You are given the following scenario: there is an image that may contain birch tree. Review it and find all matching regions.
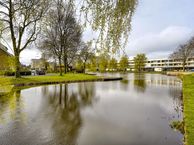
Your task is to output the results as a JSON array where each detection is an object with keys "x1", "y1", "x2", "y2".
[{"x1": 0, "y1": 0, "x2": 49, "y2": 77}]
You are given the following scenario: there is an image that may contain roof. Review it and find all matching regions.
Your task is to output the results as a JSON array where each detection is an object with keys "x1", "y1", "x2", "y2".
[
  {"x1": 0, "y1": 42, "x2": 8, "y2": 51},
  {"x1": 0, "y1": 42, "x2": 12, "y2": 56}
]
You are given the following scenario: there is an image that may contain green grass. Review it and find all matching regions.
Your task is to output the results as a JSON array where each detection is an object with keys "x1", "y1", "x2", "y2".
[
  {"x1": 0, "y1": 73, "x2": 99, "y2": 93},
  {"x1": 183, "y1": 73, "x2": 194, "y2": 145}
]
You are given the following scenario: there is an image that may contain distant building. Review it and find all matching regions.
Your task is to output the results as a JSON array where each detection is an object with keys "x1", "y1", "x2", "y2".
[
  {"x1": 0, "y1": 43, "x2": 13, "y2": 71},
  {"x1": 31, "y1": 58, "x2": 45, "y2": 70},
  {"x1": 129, "y1": 58, "x2": 194, "y2": 71},
  {"x1": 31, "y1": 58, "x2": 56, "y2": 72}
]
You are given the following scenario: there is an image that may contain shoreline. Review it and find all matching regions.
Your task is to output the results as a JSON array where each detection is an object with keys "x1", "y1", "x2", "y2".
[
  {"x1": 0, "y1": 74, "x2": 123, "y2": 96},
  {"x1": 183, "y1": 74, "x2": 194, "y2": 145},
  {"x1": 13, "y1": 77, "x2": 123, "y2": 87}
]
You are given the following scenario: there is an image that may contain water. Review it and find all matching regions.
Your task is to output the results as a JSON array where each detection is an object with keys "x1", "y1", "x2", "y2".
[{"x1": 0, "y1": 73, "x2": 183, "y2": 145}]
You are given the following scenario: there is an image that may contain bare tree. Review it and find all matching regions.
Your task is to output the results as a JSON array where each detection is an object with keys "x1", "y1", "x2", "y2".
[
  {"x1": 39, "y1": 0, "x2": 81, "y2": 75},
  {"x1": 170, "y1": 37, "x2": 194, "y2": 71},
  {"x1": 0, "y1": 0, "x2": 49, "y2": 77},
  {"x1": 79, "y1": 41, "x2": 94, "y2": 73},
  {"x1": 58, "y1": 1, "x2": 82, "y2": 73},
  {"x1": 38, "y1": 1, "x2": 63, "y2": 76}
]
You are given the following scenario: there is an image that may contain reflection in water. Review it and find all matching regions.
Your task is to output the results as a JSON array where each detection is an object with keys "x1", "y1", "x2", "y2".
[
  {"x1": 0, "y1": 83, "x2": 96, "y2": 145},
  {"x1": 39, "y1": 83, "x2": 96, "y2": 145},
  {"x1": 169, "y1": 86, "x2": 183, "y2": 119},
  {"x1": 78, "y1": 83, "x2": 97, "y2": 106},
  {"x1": 47, "y1": 84, "x2": 81, "y2": 145},
  {"x1": 133, "y1": 73, "x2": 147, "y2": 92},
  {"x1": 120, "y1": 79, "x2": 129, "y2": 90},
  {"x1": 0, "y1": 74, "x2": 183, "y2": 145},
  {"x1": 0, "y1": 90, "x2": 25, "y2": 124}
]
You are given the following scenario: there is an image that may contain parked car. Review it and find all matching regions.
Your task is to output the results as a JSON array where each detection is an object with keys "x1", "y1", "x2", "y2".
[
  {"x1": 31, "y1": 69, "x2": 46, "y2": 75},
  {"x1": 37, "y1": 70, "x2": 45, "y2": 75}
]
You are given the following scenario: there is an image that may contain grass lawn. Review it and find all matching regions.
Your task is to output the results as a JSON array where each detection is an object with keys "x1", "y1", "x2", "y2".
[
  {"x1": 0, "y1": 73, "x2": 99, "y2": 93},
  {"x1": 183, "y1": 74, "x2": 194, "y2": 145}
]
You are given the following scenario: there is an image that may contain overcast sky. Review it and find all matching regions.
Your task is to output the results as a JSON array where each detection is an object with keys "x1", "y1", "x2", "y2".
[{"x1": 16, "y1": 0, "x2": 194, "y2": 64}]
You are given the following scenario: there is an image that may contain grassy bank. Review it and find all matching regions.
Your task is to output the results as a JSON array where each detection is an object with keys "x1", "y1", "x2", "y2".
[
  {"x1": 0, "y1": 73, "x2": 100, "y2": 93},
  {"x1": 183, "y1": 74, "x2": 194, "y2": 145}
]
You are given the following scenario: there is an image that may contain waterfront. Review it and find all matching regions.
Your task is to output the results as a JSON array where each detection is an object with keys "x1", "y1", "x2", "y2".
[{"x1": 0, "y1": 74, "x2": 183, "y2": 145}]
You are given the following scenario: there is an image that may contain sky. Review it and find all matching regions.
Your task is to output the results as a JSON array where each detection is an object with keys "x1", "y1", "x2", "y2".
[
  {"x1": 6, "y1": 0, "x2": 194, "y2": 65},
  {"x1": 126, "y1": 0, "x2": 194, "y2": 59}
]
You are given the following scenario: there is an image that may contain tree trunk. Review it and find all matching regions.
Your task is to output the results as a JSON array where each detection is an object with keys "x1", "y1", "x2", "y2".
[
  {"x1": 63, "y1": 56, "x2": 67, "y2": 74},
  {"x1": 59, "y1": 84, "x2": 62, "y2": 105},
  {"x1": 83, "y1": 62, "x2": 86, "y2": 73},
  {"x1": 183, "y1": 61, "x2": 186, "y2": 72},
  {"x1": 58, "y1": 57, "x2": 62, "y2": 76},
  {"x1": 64, "y1": 84, "x2": 68, "y2": 109},
  {"x1": 15, "y1": 53, "x2": 21, "y2": 78}
]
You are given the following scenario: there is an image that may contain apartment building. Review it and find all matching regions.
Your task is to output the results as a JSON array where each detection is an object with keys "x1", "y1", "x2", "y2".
[{"x1": 129, "y1": 58, "x2": 194, "y2": 71}]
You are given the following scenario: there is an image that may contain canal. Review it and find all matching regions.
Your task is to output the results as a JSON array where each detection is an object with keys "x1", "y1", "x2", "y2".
[{"x1": 0, "y1": 73, "x2": 183, "y2": 145}]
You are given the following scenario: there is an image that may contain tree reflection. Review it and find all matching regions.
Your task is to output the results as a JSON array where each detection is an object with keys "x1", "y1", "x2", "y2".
[
  {"x1": 133, "y1": 73, "x2": 147, "y2": 93},
  {"x1": 168, "y1": 85, "x2": 183, "y2": 119},
  {"x1": 0, "y1": 82, "x2": 96, "y2": 145},
  {"x1": 0, "y1": 90, "x2": 25, "y2": 124},
  {"x1": 120, "y1": 79, "x2": 129, "y2": 90},
  {"x1": 78, "y1": 82, "x2": 96, "y2": 106},
  {"x1": 40, "y1": 83, "x2": 96, "y2": 145}
]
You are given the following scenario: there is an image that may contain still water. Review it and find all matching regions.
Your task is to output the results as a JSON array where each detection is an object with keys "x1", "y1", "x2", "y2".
[{"x1": 0, "y1": 73, "x2": 183, "y2": 145}]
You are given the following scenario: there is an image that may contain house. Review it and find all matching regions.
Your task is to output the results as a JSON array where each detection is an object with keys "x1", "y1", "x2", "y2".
[
  {"x1": 31, "y1": 58, "x2": 56, "y2": 72},
  {"x1": 0, "y1": 43, "x2": 13, "y2": 71},
  {"x1": 31, "y1": 58, "x2": 45, "y2": 70}
]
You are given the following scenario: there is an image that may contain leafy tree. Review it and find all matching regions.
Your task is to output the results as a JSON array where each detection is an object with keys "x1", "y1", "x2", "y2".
[
  {"x1": 108, "y1": 58, "x2": 117, "y2": 71},
  {"x1": 0, "y1": 0, "x2": 49, "y2": 78},
  {"x1": 88, "y1": 55, "x2": 98, "y2": 72},
  {"x1": 81, "y1": 0, "x2": 138, "y2": 51},
  {"x1": 75, "y1": 58, "x2": 84, "y2": 72},
  {"x1": 119, "y1": 55, "x2": 129, "y2": 71},
  {"x1": 99, "y1": 53, "x2": 109, "y2": 72},
  {"x1": 170, "y1": 37, "x2": 194, "y2": 71},
  {"x1": 134, "y1": 54, "x2": 147, "y2": 72}
]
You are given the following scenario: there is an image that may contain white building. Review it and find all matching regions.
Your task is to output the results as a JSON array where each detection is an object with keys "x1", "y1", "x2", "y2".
[{"x1": 129, "y1": 58, "x2": 194, "y2": 71}]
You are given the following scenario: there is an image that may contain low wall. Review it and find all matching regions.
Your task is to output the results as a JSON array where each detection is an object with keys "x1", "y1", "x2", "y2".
[{"x1": 166, "y1": 72, "x2": 193, "y2": 76}]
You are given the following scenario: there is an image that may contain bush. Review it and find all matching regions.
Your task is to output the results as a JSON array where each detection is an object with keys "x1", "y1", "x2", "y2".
[
  {"x1": 4, "y1": 71, "x2": 15, "y2": 76},
  {"x1": 20, "y1": 71, "x2": 31, "y2": 76},
  {"x1": 0, "y1": 71, "x2": 5, "y2": 76},
  {"x1": 4, "y1": 71, "x2": 31, "y2": 76},
  {"x1": 75, "y1": 68, "x2": 84, "y2": 73}
]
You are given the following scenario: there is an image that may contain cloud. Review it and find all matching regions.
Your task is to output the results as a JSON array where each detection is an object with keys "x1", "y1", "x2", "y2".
[
  {"x1": 126, "y1": 26, "x2": 194, "y2": 58},
  {"x1": 19, "y1": 0, "x2": 194, "y2": 64},
  {"x1": 20, "y1": 48, "x2": 41, "y2": 65}
]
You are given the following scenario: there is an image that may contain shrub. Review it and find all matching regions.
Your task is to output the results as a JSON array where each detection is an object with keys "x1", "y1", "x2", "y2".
[
  {"x1": 4, "y1": 71, "x2": 15, "y2": 76},
  {"x1": 4, "y1": 71, "x2": 31, "y2": 76}
]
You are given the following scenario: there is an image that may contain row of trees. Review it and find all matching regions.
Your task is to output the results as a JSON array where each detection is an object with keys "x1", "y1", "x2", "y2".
[
  {"x1": 0, "y1": 0, "x2": 137, "y2": 78},
  {"x1": 86, "y1": 55, "x2": 129, "y2": 72},
  {"x1": 75, "y1": 53, "x2": 147, "y2": 73}
]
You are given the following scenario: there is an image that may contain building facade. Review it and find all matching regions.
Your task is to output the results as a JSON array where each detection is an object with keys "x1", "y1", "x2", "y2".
[
  {"x1": 129, "y1": 58, "x2": 194, "y2": 71},
  {"x1": 31, "y1": 58, "x2": 56, "y2": 72},
  {"x1": 0, "y1": 43, "x2": 13, "y2": 71},
  {"x1": 31, "y1": 58, "x2": 46, "y2": 70}
]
